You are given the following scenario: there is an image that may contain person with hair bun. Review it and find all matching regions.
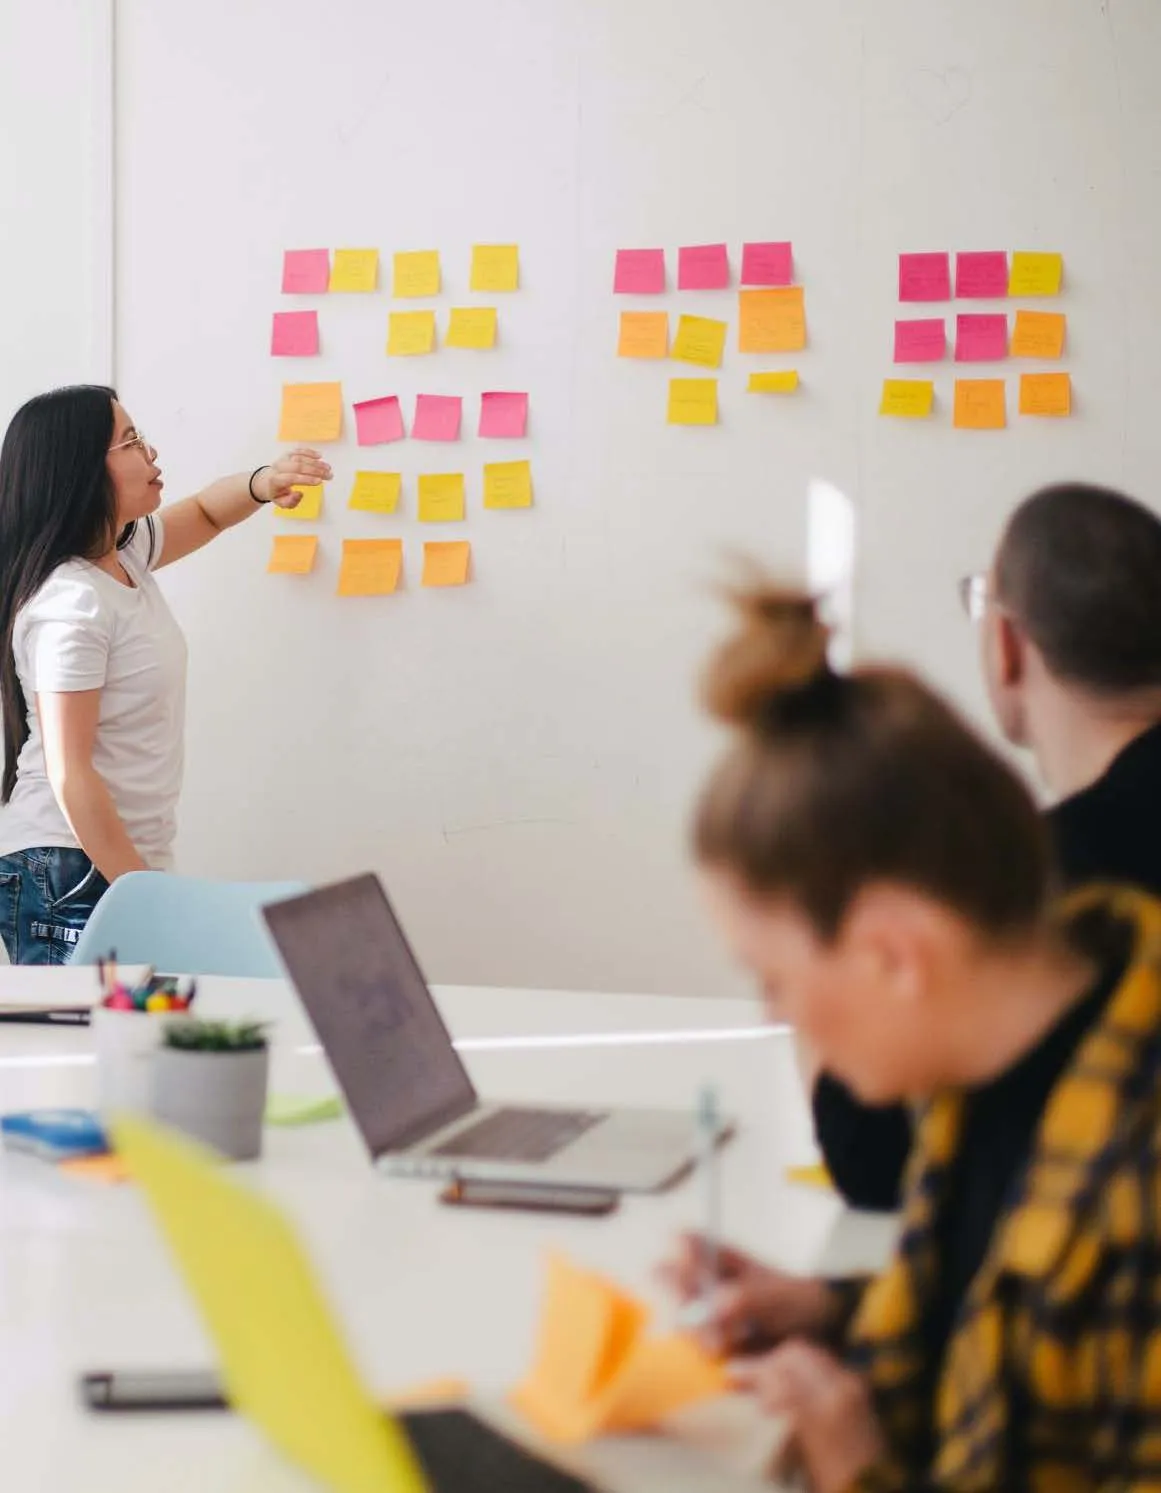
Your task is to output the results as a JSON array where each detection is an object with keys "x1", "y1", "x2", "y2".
[{"x1": 661, "y1": 578, "x2": 1161, "y2": 1493}]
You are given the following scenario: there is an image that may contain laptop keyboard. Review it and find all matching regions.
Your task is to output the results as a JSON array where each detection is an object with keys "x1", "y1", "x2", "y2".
[
  {"x1": 431, "y1": 1106, "x2": 605, "y2": 1164},
  {"x1": 402, "y1": 1408, "x2": 596, "y2": 1493}
]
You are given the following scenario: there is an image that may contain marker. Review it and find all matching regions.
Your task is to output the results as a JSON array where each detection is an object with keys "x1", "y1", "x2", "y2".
[{"x1": 677, "y1": 1084, "x2": 722, "y2": 1332}]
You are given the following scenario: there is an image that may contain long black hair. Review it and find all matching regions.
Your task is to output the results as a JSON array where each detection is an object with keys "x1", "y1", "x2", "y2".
[{"x1": 0, "y1": 384, "x2": 129, "y2": 802}]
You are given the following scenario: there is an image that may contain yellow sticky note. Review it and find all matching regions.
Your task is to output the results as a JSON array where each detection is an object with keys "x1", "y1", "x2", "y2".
[
  {"x1": 879, "y1": 379, "x2": 934, "y2": 418},
  {"x1": 387, "y1": 311, "x2": 436, "y2": 356},
  {"x1": 1009, "y1": 252, "x2": 1063, "y2": 297},
  {"x1": 267, "y1": 534, "x2": 319, "y2": 575},
  {"x1": 446, "y1": 307, "x2": 498, "y2": 350},
  {"x1": 279, "y1": 484, "x2": 324, "y2": 520},
  {"x1": 672, "y1": 315, "x2": 727, "y2": 369},
  {"x1": 418, "y1": 473, "x2": 466, "y2": 523},
  {"x1": 277, "y1": 383, "x2": 343, "y2": 442},
  {"x1": 667, "y1": 378, "x2": 718, "y2": 426},
  {"x1": 483, "y1": 460, "x2": 532, "y2": 510},
  {"x1": 1019, "y1": 372, "x2": 1072, "y2": 416},
  {"x1": 617, "y1": 311, "x2": 668, "y2": 359},
  {"x1": 748, "y1": 370, "x2": 799, "y2": 393},
  {"x1": 337, "y1": 539, "x2": 403, "y2": 596},
  {"x1": 738, "y1": 287, "x2": 806, "y2": 353},
  {"x1": 422, "y1": 541, "x2": 472, "y2": 587},
  {"x1": 348, "y1": 471, "x2": 401, "y2": 515},
  {"x1": 785, "y1": 1161, "x2": 834, "y2": 1190},
  {"x1": 393, "y1": 250, "x2": 440, "y2": 298},
  {"x1": 1011, "y1": 310, "x2": 1066, "y2": 359},
  {"x1": 329, "y1": 248, "x2": 379, "y2": 293},
  {"x1": 954, "y1": 379, "x2": 1006, "y2": 430},
  {"x1": 470, "y1": 244, "x2": 519, "y2": 292}
]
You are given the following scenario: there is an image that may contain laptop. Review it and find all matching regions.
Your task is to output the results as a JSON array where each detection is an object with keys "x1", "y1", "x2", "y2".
[{"x1": 262, "y1": 874, "x2": 723, "y2": 1192}]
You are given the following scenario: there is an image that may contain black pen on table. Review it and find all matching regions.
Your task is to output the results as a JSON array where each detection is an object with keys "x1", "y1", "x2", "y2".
[{"x1": 0, "y1": 1009, "x2": 91, "y2": 1026}]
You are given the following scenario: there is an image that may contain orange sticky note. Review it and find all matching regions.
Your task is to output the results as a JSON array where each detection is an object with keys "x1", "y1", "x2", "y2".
[
  {"x1": 337, "y1": 539, "x2": 402, "y2": 596},
  {"x1": 59, "y1": 1153, "x2": 132, "y2": 1184},
  {"x1": 596, "y1": 1334, "x2": 728, "y2": 1434},
  {"x1": 954, "y1": 379, "x2": 1006, "y2": 430},
  {"x1": 1011, "y1": 311, "x2": 1066, "y2": 359},
  {"x1": 482, "y1": 460, "x2": 532, "y2": 510},
  {"x1": 738, "y1": 287, "x2": 806, "y2": 353},
  {"x1": 1019, "y1": 372, "x2": 1071, "y2": 416},
  {"x1": 422, "y1": 541, "x2": 472, "y2": 588},
  {"x1": 267, "y1": 534, "x2": 319, "y2": 575},
  {"x1": 329, "y1": 249, "x2": 379, "y2": 293},
  {"x1": 277, "y1": 383, "x2": 343, "y2": 442},
  {"x1": 617, "y1": 311, "x2": 668, "y2": 359},
  {"x1": 417, "y1": 473, "x2": 466, "y2": 523}
]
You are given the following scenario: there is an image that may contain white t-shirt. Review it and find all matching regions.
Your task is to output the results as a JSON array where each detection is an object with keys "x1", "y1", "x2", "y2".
[{"x1": 0, "y1": 516, "x2": 188, "y2": 869}]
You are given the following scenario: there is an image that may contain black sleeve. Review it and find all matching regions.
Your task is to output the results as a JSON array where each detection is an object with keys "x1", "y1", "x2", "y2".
[{"x1": 811, "y1": 1071, "x2": 912, "y2": 1212}]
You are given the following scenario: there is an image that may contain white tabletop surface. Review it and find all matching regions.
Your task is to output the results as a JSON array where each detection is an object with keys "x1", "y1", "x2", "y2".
[{"x1": 0, "y1": 968, "x2": 897, "y2": 1491}]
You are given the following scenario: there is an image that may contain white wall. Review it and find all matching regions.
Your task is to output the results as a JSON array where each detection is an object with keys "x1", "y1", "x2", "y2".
[{"x1": 113, "y1": 0, "x2": 1161, "y2": 997}]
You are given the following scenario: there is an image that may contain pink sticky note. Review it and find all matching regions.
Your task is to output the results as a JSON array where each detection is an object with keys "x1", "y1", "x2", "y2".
[
  {"x1": 955, "y1": 313, "x2": 1008, "y2": 362},
  {"x1": 894, "y1": 318, "x2": 946, "y2": 363},
  {"x1": 282, "y1": 249, "x2": 330, "y2": 294},
  {"x1": 899, "y1": 253, "x2": 951, "y2": 302},
  {"x1": 479, "y1": 391, "x2": 529, "y2": 439},
  {"x1": 413, "y1": 394, "x2": 462, "y2": 442},
  {"x1": 741, "y1": 242, "x2": 793, "y2": 287},
  {"x1": 614, "y1": 249, "x2": 666, "y2": 295},
  {"x1": 353, "y1": 396, "x2": 405, "y2": 446},
  {"x1": 955, "y1": 252, "x2": 1009, "y2": 299},
  {"x1": 678, "y1": 243, "x2": 730, "y2": 291},
  {"x1": 271, "y1": 310, "x2": 319, "y2": 357}
]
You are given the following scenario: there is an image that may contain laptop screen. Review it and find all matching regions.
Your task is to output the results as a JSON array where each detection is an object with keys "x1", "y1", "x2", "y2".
[{"x1": 263, "y1": 875, "x2": 477, "y2": 1156}]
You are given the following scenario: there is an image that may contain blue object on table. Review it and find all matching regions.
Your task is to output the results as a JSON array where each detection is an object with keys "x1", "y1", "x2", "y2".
[{"x1": 1, "y1": 1109, "x2": 108, "y2": 1161}]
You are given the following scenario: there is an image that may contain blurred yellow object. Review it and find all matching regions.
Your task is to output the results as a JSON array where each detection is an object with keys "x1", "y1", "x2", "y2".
[{"x1": 785, "y1": 1162, "x2": 834, "y2": 1190}]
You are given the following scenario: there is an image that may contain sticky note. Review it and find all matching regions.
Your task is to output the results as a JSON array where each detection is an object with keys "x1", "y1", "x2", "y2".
[
  {"x1": 271, "y1": 310, "x2": 319, "y2": 357},
  {"x1": 329, "y1": 249, "x2": 379, "y2": 292},
  {"x1": 267, "y1": 534, "x2": 319, "y2": 575},
  {"x1": 393, "y1": 250, "x2": 440, "y2": 298},
  {"x1": 1019, "y1": 372, "x2": 1071, "y2": 416},
  {"x1": 894, "y1": 318, "x2": 946, "y2": 363},
  {"x1": 1009, "y1": 252, "x2": 1063, "y2": 297},
  {"x1": 337, "y1": 539, "x2": 402, "y2": 597},
  {"x1": 279, "y1": 484, "x2": 324, "y2": 520},
  {"x1": 470, "y1": 244, "x2": 519, "y2": 292},
  {"x1": 281, "y1": 249, "x2": 330, "y2": 294},
  {"x1": 899, "y1": 252, "x2": 951, "y2": 302},
  {"x1": 483, "y1": 460, "x2": 532, "y2": 510},
  {"x1": 446, "y1": 307, "x2": 497, "y2": 349},
  {"x1": 353, "y1": 396, "x2": 405, "y2": 446},
  {"x1": 667, "y1": 379, "x2": 718, "y2": 426},
  {"x1": 738, "y1": 287, "x2": 806, "y2": 353},
  {"x1": 741, "y1": 241, "x2": 793, "y2": 287},
  {"x1": 1011, "y1": 310, "x2": 1066, "y2": 359},
  {"x1": 617, "y1": 312, "x2": 668, "y2": 360},
  {"x1": 422, "y1": 541, "x2": 472, "y2": 588},
  {"x1": 278, "y1": 383, "x2": 343, "y2": 442},
  {"x1": 385, "y1": 311, "x2": 436, "y2": 357},
  {"x1": 955, "y1": 313, "x2": 1008, "y2": 362},
  {"x1": 672, "y1": 314, "x2": 727, "y2": 369},
  {"x1": 348, "y1": 471, "x2": 401, "y2": 514},
  {"x1": 954, "y1": 379, "x2": 1006, "y2": 429},
  {"x1": 412, "y1": 394, "x2": 462, "y2": 442},
  {"x1": 418, "y1": 473, "x2": 466, "y2": 522},
  {"x1": 59, "y1": 1153, "x2": 132, "y2": 1184},
  {"x1": 955, "y1": 252, "x2": 1008, "y2": 299},
  {"x1": 785, "y1": 1162, "x2": 834, "y2": 1190},
  {"x1": 479, "y1": 391, "x2": 528, "y2": 439},
  {"x1": 678, "y1": 243, "x2": 729, "y2": 291},
  {"x1": 879, "y1": 380, "x2": 934, "y2": 418},
  {"x1": 613, "y1": 248, "x2": 665, "y2": 295},
  {"x1": 747, "y1": 370, "x2": 798, "y2": 393}
]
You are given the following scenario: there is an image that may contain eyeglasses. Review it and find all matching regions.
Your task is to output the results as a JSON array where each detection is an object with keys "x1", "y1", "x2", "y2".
[
  {"x1": 109, "y1": 430, "x2": 155, "y2": 458},
  {"x1": 958, "y1": 571, "x2": 990, "y2": 622}
]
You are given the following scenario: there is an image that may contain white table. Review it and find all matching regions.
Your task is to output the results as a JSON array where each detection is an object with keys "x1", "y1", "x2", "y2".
[{"x1": 0, "y1": 970, "x2": 897, "y2": 1491}]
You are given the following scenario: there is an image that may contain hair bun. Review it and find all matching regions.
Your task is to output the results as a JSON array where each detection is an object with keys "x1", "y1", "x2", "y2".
[{"x1": 702, "y1": 580, "x2": 832, "y2": 730}]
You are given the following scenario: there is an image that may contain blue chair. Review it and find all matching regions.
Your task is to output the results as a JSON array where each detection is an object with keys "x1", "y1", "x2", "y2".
[{"x1": 70, "y1": 873, "x2": 308, "y2": 978}]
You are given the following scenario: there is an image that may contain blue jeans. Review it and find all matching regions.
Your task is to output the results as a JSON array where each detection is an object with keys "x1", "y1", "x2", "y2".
[{"x1": 0, "y1": 848, "x2": 109, "y2": 966}]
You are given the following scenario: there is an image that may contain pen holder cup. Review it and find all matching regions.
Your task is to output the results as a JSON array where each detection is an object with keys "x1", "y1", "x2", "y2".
[{"x1": 92, "y1": 1007, "x2": 179, "y2": 1119}]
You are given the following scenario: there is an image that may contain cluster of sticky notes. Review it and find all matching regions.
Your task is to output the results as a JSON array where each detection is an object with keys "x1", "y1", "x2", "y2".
[
  {"x1": 898, "y1": 250, "x2": 1063, "y2": 304},
  {"x1": 281, "y1": 244, "x2": 519, "y2": 296},
  {"x1": 512, "y1": 1254, "x2": 727, "y2": 1445},
  {"x1": 386, "y1": 308, "x2": 501, "y2": 355},
  {"x1": 348, "y1": 391, "x2": 529, "y2": 446},
  {"x1": 881, "y1": 373, "x2": 1071, "y2": 425},
  {"x1": 614, "y1": 240, "x2": 794, "y2": 294},
  {"x1": 267, "y1": 536, "x2": 473, "y2": 593},
  {"x1": 268, "y1": 461, "x2": 533, "y2": 529},
  {"x1": 893, "y1": 311, "x2": 1067, "y2": 366}
]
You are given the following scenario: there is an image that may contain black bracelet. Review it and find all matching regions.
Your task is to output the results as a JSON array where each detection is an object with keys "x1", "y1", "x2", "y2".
[{"x1": 249, "y1": 465, "x2": 272, "y2": 503}]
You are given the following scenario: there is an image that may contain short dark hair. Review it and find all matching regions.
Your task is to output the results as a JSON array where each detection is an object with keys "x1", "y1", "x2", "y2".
[{"x1": 995, "y1": 483, "x2": 1161, "y2": 694}]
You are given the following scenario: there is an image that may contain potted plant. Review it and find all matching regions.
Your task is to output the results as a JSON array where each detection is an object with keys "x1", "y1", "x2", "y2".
[{"x1": 151, "y1": 1020, "x2": 270, "y2": 1161}]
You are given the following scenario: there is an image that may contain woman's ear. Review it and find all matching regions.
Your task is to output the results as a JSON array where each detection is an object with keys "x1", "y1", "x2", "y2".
[{"x1": 839, "y1": 884, "x2": 949, "y2": 1008}]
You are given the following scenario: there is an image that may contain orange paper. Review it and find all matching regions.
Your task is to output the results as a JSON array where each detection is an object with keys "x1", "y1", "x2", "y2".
[
  {"x1": 1011, "y1": 310, "x2": 1066, "y2": 359},
  {"x1": 337, "y1": 539, "x2": 402, "y2": 596},
  {"x1": 59, "y1": 1153, "x2": 132, "y2": 1184},
  {"x1": 422, "y1": 541, "x2": 472, "y2": 587},
  {"x1": 1019, "y1": 372, "x2": 1071, "y2": 416},
  {"x1": 954, "y1": 379, "x2": 1006, "y2": 430},
  {"x1": 617, "y1": 311, "x2": 668, "y2": 359},
  {"x1": 738, "y1": 287, "x2": 806, "y2": 353},
  {"x1": 277, "y1": 383, "x2": 343, "y2": 442},
  {"x1": 267, "y1": 534, "x2": 319, "y2": 575}
]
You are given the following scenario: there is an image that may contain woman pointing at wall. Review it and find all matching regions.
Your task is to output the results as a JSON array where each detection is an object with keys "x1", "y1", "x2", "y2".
[{"x1": 0, "y1": 385, "x2": 331, "y2": 965}]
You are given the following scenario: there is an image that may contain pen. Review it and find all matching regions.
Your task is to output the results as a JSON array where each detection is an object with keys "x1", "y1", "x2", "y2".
[
  {"x1": 698, "y1": 1085, "x2": 721, "y2": 1314},
  {"x1": 0, "y1": 1009, "x2": 92, "y2": 1026}
]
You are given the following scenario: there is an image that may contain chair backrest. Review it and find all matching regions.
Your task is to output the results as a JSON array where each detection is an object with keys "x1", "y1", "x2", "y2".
[{"x1": 70, "y1": 873, "x2": 308, "y2": 978}]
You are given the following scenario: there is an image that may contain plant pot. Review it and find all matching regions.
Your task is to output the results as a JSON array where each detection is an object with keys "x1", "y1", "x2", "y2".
[{"x1": 151, "y1": 1046, "x2": 270, "y2": 1162}]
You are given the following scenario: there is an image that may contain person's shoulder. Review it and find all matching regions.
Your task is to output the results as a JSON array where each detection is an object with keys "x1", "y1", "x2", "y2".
[{"x1": 16, "y1": 561, "x2": 109, "y2": 633}]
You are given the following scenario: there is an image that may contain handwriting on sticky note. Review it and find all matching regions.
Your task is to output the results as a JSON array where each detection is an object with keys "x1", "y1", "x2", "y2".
[
  {"x1": 1019, "y1": 372, "x2": 1071, "y2": 416},
  {"x1": 353, "y1": 396, "x2": 405, "y2": 446},
  {"x1": 955, "y1": 313, "x2": 1008, "y2": 362},
  {"x1": 418, "y1": 473, "x2": 466, "y2": 522},
  {"x1": 329, "y1": 249, "x2": 379, "y2": 293},
  {"x1": 894, "y1": 319, "x2": 945, "y2": 363},
  {"x1": 338, "y1": 539, "x2": 402, "y2": 596},
  {"x1": 483, "y1": 460, "x2": 532, "y2": 510},
  {"x1": 479, "y1": 391, "x2": 528, "y2": 439},
  {"x1": 281, "y1": 249, "x2": 330, "y2": 294},
  {"x1": 446, "y1": 307, "x2": 497, "y2": 349},
  {"x1": 879, "y1": 380, "x2": 934, "y2": 418},
  {"x1": 618, "y1": 312, "x2": 668, "y2": 359},
  {"x1": 899, "y1": 253, "x2": 951, "y2": 302},
  {"x1": 613, "y1": 248, "x2": 665, "y2": 294},
  {"x1": 747, "y1": 370, "x2": 799, "y2": 393},
  {"x1": 422, "y1": 541, "x2": 472, "y2": 588},
  {"x1": 412, "y1": 395, "x2": 462, "y2": 442},
  {"x1": 279, "y1": 484, "x2": 324, "y2": 521},
  {"x1": 678, "y1": 243, "x2": 729, "y2": 291},
  {"x1": 954, "y1": 379, "x2": 1006, "y2": 430},
  {"x1": 470, "y1": 244, "x2": 519, "y2": 292},
  {"x1": 955, "y1": 252, "x2": 1008, "y2": 299},
  {"x1": 387, "y1": 311, "x2": 436, "y2": 356},
  {"x1": 667, "y1": 378, "x2": 718, "y2": 426},
  {"x1": 741, "y1": 241, "x2": 793, "y2": 287},
  {"x1": 738, "y1": 287, "x2": 805, "y2": 353},
  {"x1": 278, "y1": 383, "x2": 343, "y2": 442},
  {"x1": 349, "y1": 471, "x2": 401, "y2": 514},
  {"x1": 672, "y1": 314, "x2": 727, "y2": 369},
  {"x1": 1009, "y1": 252, "x2": 1063, "y2": 297},
  {"x1": 267, "y1": 534, "x2": 319, "y2": 575},
  {"x1": 1011, "y1": 310, "x2": 1066, "y2": 359},
  {"x1": 271, "y1": 310, "x2": 319, "y2": 357},
  {"x1": 393, "y1": 250, "x2": 440, "y2": 298}
]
